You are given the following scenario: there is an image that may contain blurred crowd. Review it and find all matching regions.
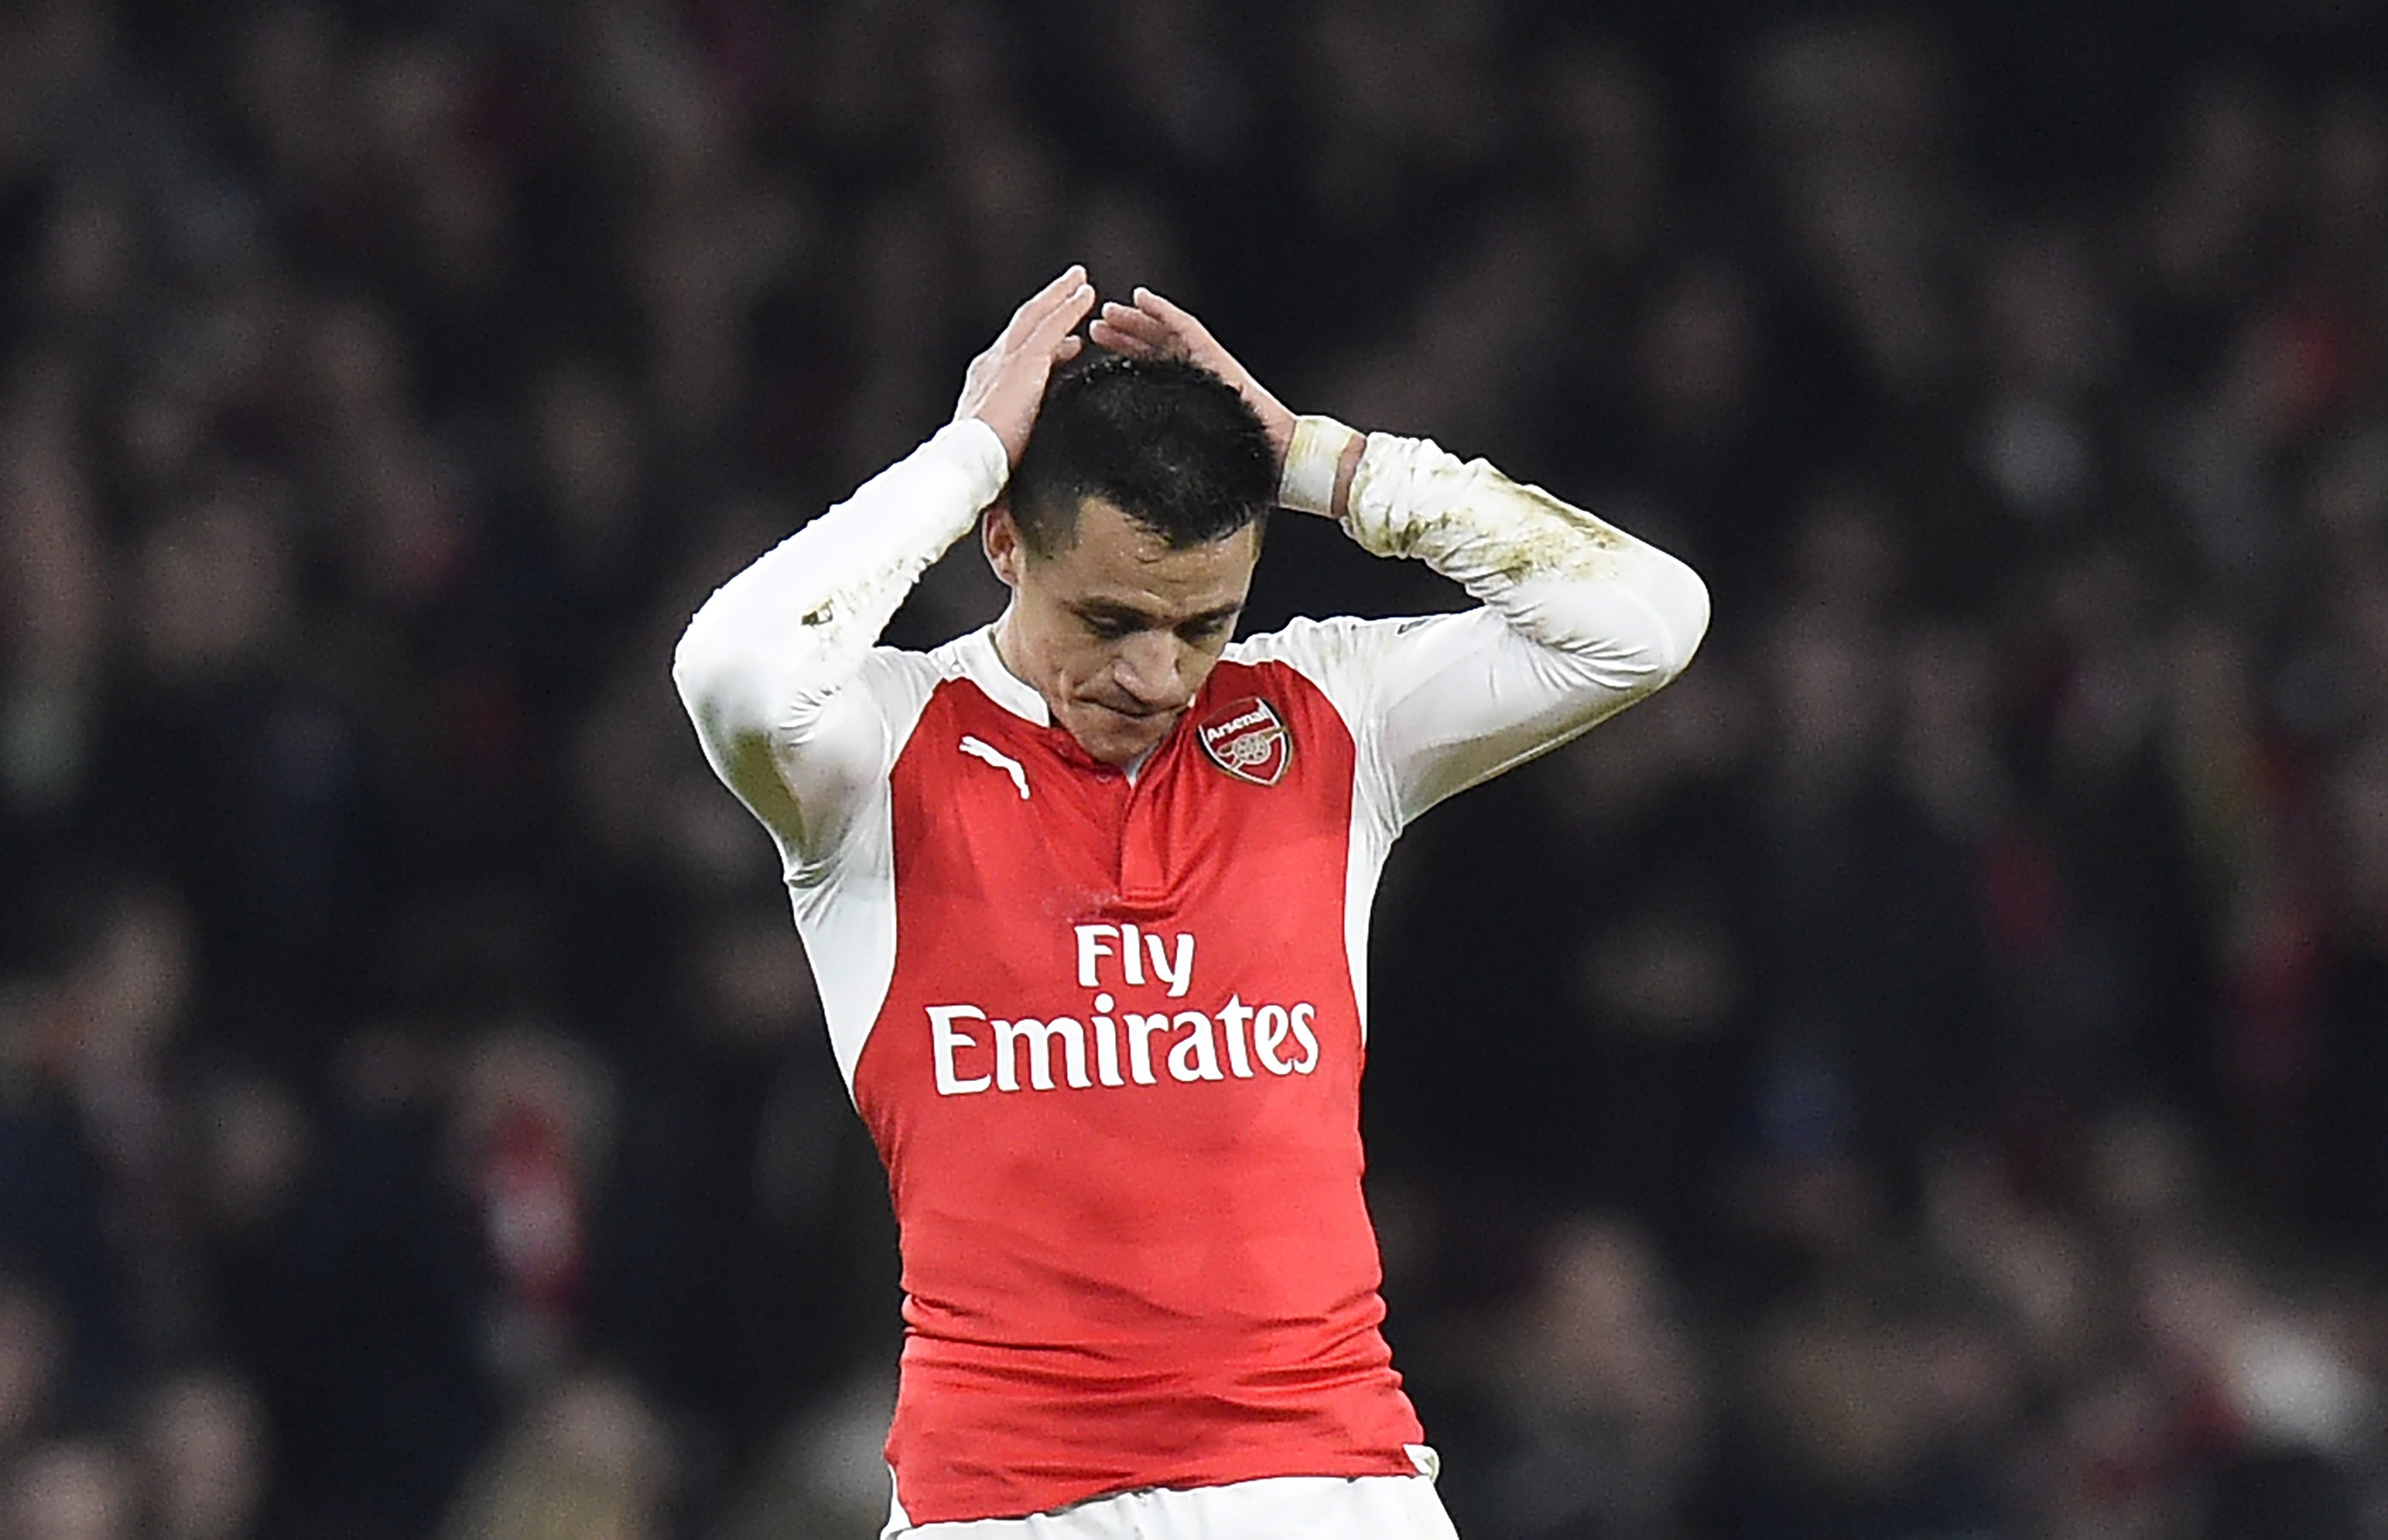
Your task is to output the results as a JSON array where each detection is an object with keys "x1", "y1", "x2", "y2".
[{"x1": 3, "y1": 0, "x2": 2388, "y2": 1535}]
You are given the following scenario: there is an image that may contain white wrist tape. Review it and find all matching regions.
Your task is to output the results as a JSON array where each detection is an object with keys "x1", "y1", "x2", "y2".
[{"x1": 1276, "y1": 415, "x2": 1362, "y2": 515}]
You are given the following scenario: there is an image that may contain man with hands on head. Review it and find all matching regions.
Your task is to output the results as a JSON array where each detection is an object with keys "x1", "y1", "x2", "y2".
[{"x1": 673, "y1": 266, "x2": 1709, "y2": 1539}]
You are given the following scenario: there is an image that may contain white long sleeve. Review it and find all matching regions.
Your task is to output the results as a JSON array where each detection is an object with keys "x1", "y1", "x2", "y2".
[
  {"x1": 671, "y1": 417, "x2": 1011, "y2": 863},
  {"x1": 1248, "y1": 421, "x2": 1711, "y2": 825}
]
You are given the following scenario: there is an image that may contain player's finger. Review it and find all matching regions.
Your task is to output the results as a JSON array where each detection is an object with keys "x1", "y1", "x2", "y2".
[
  {"x1": 1097, "y1": 301, "x2": 1172, "y2": 340},
  {"x1": 1031, "y1": 264, "x2": 1088, "y2": 307},
  {"x1": 1054, "y1": 335, "x2": 1084, "y2": 363},
  {"x1": 1041, "y1": 285, "x2": 1093, "y2": 339},
  {"x1": 1012, "y1": 275, "x2": 1088, "y2": 346},
  {"x1": 1094, "y1": 307, "x2": 1182, "y2": 361},
  {"x1": 1088, "y1": 317, "x2": 1162, "y2": 357},
  {"x1": 1023, "y1": 280, "x2": 1095, "y2": 349},
  {"x1": 1010, "y1": 284, "x2": 1087, "y2": 352},
  {"x1": 1132, "y1": 286, "x2": 1215, "y2": 346},
  {"x1": 1120, "y1": 298, "x2": 1209, "y2": 363},
  {"x1": 1004, "y1": 265, "x2": 1088, "y2": 340}
]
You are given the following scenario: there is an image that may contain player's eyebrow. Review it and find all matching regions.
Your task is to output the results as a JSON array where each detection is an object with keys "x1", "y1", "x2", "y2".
[{"x1": 1073, "y1": 599, "x2": 1242, "y2": 631}]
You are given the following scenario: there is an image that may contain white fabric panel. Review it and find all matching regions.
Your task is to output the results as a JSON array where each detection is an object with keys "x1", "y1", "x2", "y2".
[
  {"x1": 884, "y1": 1469, "x2": 1459, "y2": 1539},
  {"x1": 786, "y1": 649, "x2": 939, "y2": 1092},
  {"x1": 788, "y1": 634, "x2": 1050, "y2": 1094}
]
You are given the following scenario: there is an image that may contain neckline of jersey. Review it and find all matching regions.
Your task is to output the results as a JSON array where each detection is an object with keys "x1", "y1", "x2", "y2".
[
  {"x1": 952, "y1": 624, "x2": 1050, "y2": 726},
  {"x1": 950, "y1": 624, "x2": 1166, "y2": 785}
]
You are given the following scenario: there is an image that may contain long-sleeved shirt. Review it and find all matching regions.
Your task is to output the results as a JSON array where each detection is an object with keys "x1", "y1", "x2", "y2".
[{"x1": 673, "y1": 413, "x2": 1708, "y2": 1525}]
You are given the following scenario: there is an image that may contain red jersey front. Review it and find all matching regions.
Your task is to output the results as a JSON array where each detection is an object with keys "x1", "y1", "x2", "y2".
[{"x1": 856, "y1": 653, "x2": 1419, "y2": 1522}]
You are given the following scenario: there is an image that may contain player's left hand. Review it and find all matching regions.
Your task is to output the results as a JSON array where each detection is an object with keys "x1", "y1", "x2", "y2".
[{"x1": 1091, "y1": 289, "x2": 1295, "y2": 470}]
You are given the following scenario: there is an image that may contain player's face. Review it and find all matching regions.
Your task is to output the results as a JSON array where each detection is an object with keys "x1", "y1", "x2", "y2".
[{"x1": 986, "y1": 497, "x2": 1259, "y2": 767}]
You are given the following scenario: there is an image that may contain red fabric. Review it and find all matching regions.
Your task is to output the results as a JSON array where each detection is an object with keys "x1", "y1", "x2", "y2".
[{"x1": 852, "y1": 658, "x2": 1423, "y2": 1524}]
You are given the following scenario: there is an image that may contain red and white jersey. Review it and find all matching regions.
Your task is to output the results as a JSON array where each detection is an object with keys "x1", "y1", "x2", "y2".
[{"x1": 674, "y1": 416, "x2": 1707, "y2": 1526}]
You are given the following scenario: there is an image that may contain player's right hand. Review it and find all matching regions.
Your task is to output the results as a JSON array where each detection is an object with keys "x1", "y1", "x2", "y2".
[{"x1": 954, "y1": 266, "x2": 1096, "y2": 467}]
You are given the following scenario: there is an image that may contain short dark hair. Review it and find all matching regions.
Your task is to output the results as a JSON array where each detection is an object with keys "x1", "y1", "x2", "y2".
[{"x1": 1006, "y1": 355, "x2": 1274, "y2": 558}]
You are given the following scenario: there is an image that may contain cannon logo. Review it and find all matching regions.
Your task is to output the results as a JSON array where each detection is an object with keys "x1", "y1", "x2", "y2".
[{"x1": 1197, "y1": 696, "x2": 1291, "y2": 786}]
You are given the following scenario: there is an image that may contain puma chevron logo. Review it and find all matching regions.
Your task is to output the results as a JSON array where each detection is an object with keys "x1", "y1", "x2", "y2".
[{"x1": 959, "y1": 735, "x2": 1030, "y2": 800}]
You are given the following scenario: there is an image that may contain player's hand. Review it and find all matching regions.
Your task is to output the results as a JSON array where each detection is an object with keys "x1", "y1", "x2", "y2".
[
  {"x1": 1091, "y1": 287, "x2": 1296, "y2": 470},
  {"x1": 956, "y1": 266, "x2": 1097, "y2": 466}
]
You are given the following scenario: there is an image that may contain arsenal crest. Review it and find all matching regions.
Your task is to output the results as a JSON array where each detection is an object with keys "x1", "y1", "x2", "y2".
[{"x1": 1198, "y1": 695, "x2": 1292, "y2": 786}]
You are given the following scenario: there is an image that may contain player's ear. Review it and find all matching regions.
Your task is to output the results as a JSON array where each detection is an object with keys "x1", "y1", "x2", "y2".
[{"x1": 984, "y1": 501, "x2": 1024, "y2": 589}]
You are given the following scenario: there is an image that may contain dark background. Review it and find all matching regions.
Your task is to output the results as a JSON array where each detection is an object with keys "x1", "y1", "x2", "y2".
[{"x1": 5, "y1": 0, "x2": 2388, "y2": 1535}]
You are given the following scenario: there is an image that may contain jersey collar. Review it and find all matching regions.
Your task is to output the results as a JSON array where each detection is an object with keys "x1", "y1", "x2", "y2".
[
  {"x1": 951, "y1": 624, "x2": 1178, "y2": 783},
  {"x1": 954, "y1": 624, "x2": 1051, "y2": 726}
]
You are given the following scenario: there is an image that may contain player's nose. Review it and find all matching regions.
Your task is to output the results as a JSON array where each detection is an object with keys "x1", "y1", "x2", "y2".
[{"x1": 1113, "y1": 633, "x2": 1192, "y2": 712}]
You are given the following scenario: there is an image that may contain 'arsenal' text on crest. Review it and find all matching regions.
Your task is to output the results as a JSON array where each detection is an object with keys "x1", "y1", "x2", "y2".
[{"x1": 1197, "y1": 696, "x2": 1292, "y2": 786}]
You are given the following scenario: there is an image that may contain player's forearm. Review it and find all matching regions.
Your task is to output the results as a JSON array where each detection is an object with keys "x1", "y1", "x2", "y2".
[
  {"x1": 673, "y1": 419, "x2": 1009, "y2": 763},
  {"x1": 1281, "y1": 416, "x2": 1711, "y2": 684}
]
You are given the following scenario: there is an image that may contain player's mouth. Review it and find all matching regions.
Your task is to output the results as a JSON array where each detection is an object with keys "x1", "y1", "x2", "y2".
[{"x1": 1083, "y1": 697, "x2": 1178, "y2": 725}]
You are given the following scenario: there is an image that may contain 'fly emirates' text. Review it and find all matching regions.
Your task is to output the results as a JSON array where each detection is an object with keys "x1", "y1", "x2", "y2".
[{"x1": 925, "y1": 924, "x2": 1321, "y2": 1096}]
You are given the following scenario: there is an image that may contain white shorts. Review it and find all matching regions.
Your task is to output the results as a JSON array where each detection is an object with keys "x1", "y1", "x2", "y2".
[{"x1": 883, "y1": 1454, "x2": 1460, "y2": 1539}]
